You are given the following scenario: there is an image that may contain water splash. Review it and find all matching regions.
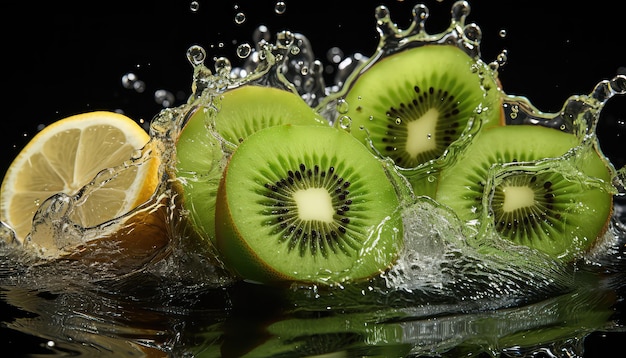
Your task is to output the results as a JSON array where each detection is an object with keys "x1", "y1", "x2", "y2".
[{"x1": 1, "y1": 1, "x2": 625, "y2": 357}]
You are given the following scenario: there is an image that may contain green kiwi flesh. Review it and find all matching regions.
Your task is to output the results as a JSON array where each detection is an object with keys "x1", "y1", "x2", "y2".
[
  {"x1": 435, "y1": 125, "x2": 613, "y2": 261},
  {"x1": 176, "y1": 85, "x2": 328, "y2": 245},
  {"x1": 215, "y1": 124, "x2": 403, "y2": 284},
  {"x1": 344, "y1": 44, "x2": 503, "y2": 172},
  {"x1": 214, "y1": 85, "x2": 328, "y2": 145}
]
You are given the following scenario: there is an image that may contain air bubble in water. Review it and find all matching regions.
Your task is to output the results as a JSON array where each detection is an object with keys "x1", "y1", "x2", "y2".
[
  {"x1": 189, "y1": 1, "x2": 199, "y2": 12},
  {"x1": 234, "y1": 12, "x2": 246, "y2": 25},
  {"x1": 236, "y1": 43, "x2": 252, "y2": 59},
  {"x1": 274, "y1": 1, "x2": 286, "y2": 14}
]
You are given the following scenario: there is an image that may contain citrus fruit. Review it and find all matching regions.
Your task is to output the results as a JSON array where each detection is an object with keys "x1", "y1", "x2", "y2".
[{"x1": 0, "y1": 111, "x2": 160, "y2": 253}]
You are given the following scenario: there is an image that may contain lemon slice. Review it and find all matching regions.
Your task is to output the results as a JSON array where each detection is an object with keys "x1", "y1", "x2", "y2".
[{"x1": 0, "y1": 111, "x2": 159, "y2": 247}]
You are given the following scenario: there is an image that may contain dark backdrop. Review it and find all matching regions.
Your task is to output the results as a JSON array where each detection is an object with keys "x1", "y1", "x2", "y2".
[{"x1": 1, "y1": 1, "x2": 624, "y2": 355}]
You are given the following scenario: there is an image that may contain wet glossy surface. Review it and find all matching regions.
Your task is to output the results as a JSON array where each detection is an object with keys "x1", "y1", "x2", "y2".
[{"x1": 2, "y1": 1, "x2": 625, "y2": 356}]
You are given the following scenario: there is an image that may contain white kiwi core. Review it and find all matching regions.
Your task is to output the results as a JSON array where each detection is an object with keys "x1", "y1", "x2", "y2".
[
  {"x1": 294, "y1": 188, "x2": 334, "y2": 223},
  {"x1": 405, "y1": 108, "x2": 439, "y2": 158},
  {"x1": 502, "y1": 186, "x2": 535, "y2": 212}
]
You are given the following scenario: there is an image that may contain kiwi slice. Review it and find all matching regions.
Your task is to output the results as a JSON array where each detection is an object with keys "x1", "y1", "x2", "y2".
[
  {"x1": 435, "y1": 125, "x2": 613, "y2": 261},
  {"x1": 175, "y1": 85, "x2": 327, "y2": 245},
  {"x1": 215, "y1": 124, "x2": 403, "y2": 284},
  {"x1": 212, "y1": 85, "x2": 328, "y2": 146},
  {"x1": 343, "y1": 45, "x2": 502, "y2": 194},
  {"x1": 175, "y1": 106, "x2": 225, "y2": 245}
]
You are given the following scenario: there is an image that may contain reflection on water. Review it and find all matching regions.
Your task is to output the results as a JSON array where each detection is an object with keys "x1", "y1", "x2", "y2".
[
  {"x1": 1, "y1": 196, "x2": 624, "y2": 356},
  {"x1": 1, "y1": 239, "x2": 624, "y2": 357},
  {"x1": 2, "y1": 1, "x2": 626, "y2": 356}
]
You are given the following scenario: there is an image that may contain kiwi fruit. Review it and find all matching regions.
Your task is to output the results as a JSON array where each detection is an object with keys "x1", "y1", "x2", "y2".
[
  {"x1": 214, "y1": 124, "x2": 403, "y2": 284},
  {"x1": 175, "y1": 106, "x2": 225, "y2": 245},
  {"x1": 175, "y1": 85, "x2": 328, "y2": 245},
  {"x1": 435, "y1": 124, "x2": 613, "y2": 261},
  {"x1": 211, "y1": 85, "x2": 328, "y2": 146},
  {"x1": 343, "y1": 45, "x2": 502, "y2": 168}
]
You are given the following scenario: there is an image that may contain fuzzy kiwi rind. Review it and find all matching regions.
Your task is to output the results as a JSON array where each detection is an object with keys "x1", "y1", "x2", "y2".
[
  {"x1": 175, "y1": 86, "x2": 328, "y2": 245},
  {"x1": 215, "y1": 124, "x2": 404, "y2": 285},
  {"x1": 435, "y1": 124, "x2": 613, "y2": 261},
  {"x1": 343, "y1": 44, "x2": 502, "y2": 172}
]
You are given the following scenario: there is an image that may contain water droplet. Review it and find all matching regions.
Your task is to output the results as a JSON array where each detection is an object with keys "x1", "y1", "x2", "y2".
[
  {"x1": 274, "y1": 1, "x2": 286, "y2": 15},
  {"x1": 253, "y1": 25, "x2": 271, "y2": 43},
  {"x1": 234, "y1": 12, "x2": 246, "y2": 24},
  {"x1": 155, "y1": 89, "x2": 175, "y2": 108},
  {"x1": 236, "y1": 43, "x2": 252, "y2": 59},
  {"x1": 326, "y1": 47, "x2": 344, "y2": 64},
  {"x1": 276, "y1": 30, "x2": 295, "y2": 48},
  {"x1": 464, "y1": 23, "x2": 482, "y2": 43},
  {"x1": 189, "y1": 0, "x2": 199, "y2": 12},
  {"x1": 395, "y1": 118, "x2": 402, "y2": 125},
  {"x1": 121, "y1": 73, "x2": 138, "y2": 89},
  {"x1": 499, "y1": 29, "x2": 507, "y2": 38},
  {"x1": 300, "y1": 66, "x2": 309, "y2": 76},
  {"x1": 451, "y1": 1, "x2": 471, "y2": 22},
  {"x1": 497, "y1": 49, "x2": 508, "y2": 64},
  {"x1": 186, "y1": 45, "x2": 207, "y2": 66},
  {"x1": 133, "y1": 80, "x2": 146, "y2": 93},
  {"x1": 336, "y1": 99, "x2": 349, "y2": 114},
  {"x1": 339, "y1": 115, "x2": 352, "y2": 129},
  {"x1": 214, "y1": 57, "x2": 232, "y2": 75},
  {"x1": 610, "y1": 74, "x2": 626, "y2": 95}
]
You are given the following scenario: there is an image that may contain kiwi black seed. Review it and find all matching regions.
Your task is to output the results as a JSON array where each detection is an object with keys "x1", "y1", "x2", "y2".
[
  {"x1": 435, "y1": 124, "x2": 613, "y2": 261},
  {"x1": 343, "y1": 45, "x2": 503, "y2": 194},
  {"x1": 175, "y1": 85, "x2": 328, "y2": 246},
  {"x1": 215, "y1": 124, "x2": 403, "y2": 284}
]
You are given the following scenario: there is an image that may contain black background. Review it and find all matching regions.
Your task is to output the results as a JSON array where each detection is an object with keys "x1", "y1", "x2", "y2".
[{"x1": 1, "y1": 0, "x2": 624, "y2": 355}]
